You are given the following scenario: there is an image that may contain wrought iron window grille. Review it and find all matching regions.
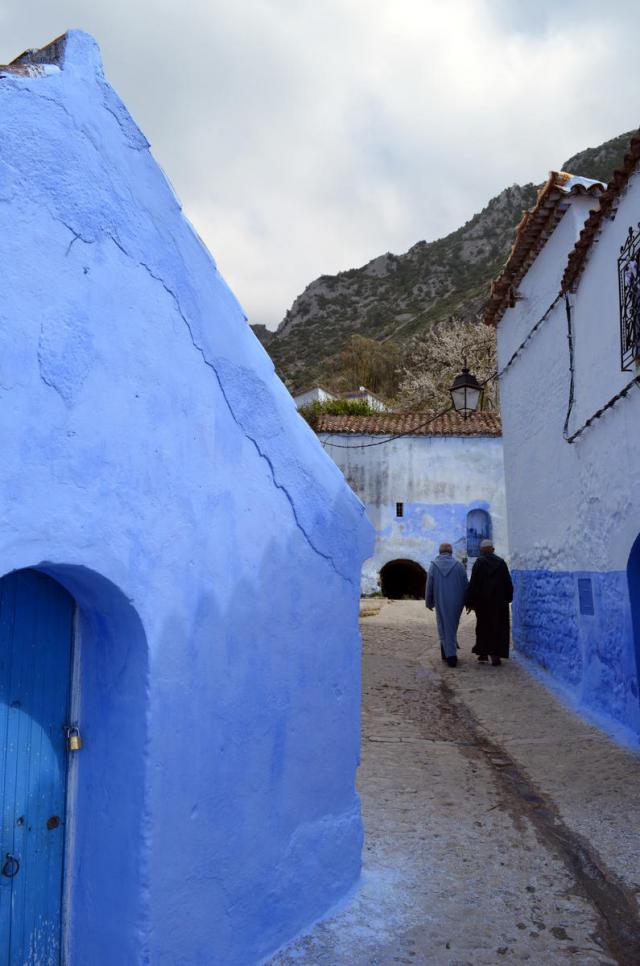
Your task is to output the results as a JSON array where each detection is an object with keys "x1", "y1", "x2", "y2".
[{"x1": 618, "y1": 222, "x2": 640, "y2": 370}]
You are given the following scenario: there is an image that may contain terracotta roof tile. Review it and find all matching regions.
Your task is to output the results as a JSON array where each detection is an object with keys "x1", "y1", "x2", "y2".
[
  {"x1": 562, "y1": 131, "x2": 640, "y2": 293},
  {"x1": 484, "y1": 171, "x2": 604, "y2": 327},
  {"x1": 316, "y1": 411, "x2": 501, "y2": 437}
]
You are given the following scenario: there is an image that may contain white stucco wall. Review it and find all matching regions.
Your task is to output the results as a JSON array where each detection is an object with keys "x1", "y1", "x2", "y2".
[
  {"x1": 320, "y1": 433, "x2": 507, "y2": 593},
  {"x1": 498, "y1": 177, "x2": 640, "y2": 573},
  {"x1": 293, "y1": 387, "x2": 337, "y2": 408},
  {"x1": 496, "y1": 172, "x2": 640, "y2": 734},
  {"x1": 342, "y1": 392, "x2": 387, "y2": 412}
]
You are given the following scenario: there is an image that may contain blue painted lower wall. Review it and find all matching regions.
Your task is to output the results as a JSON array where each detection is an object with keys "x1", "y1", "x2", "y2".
[{"x1": 513, "y1": 569, "x2": 640, "y2": 736}]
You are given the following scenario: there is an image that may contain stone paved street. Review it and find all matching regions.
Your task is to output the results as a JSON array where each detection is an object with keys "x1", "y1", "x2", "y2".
[{"x1": 268, "y1": 601, "x2": 640, "y2": 966}]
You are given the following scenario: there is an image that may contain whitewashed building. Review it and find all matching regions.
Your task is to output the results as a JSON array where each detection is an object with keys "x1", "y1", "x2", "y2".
[
  {"x1": 486, "y1": 155, "x2": 640, "y2": 736},
  {"x1": 342, "y1": 387, "x2": 388, "y2": 412},
  {"x1": 318, "y1": 411, "x2": 506, "y2": 596},
  {"x1": 293, "y1": 385, "x2": 388, "y2": 411},
  {"x1": 292, "y1": 385, "x2": 338, "y2": 409}
]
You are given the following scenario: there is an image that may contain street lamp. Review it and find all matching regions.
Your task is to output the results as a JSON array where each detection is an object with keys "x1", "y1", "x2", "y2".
[{"x1": 450, "y1": 366, "x2": 483, "y2": 418}]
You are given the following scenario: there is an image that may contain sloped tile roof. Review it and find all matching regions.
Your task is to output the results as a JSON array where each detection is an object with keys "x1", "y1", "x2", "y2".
[
  {"x1": 562, "y1": 131, "x2": 640, "y2": 292},
  {"x1": 316, "y1": 411, "x2": 501, "y2": 437},
  {"x1": 484, "y1": 171, "x2": 604, "y2": 327}
]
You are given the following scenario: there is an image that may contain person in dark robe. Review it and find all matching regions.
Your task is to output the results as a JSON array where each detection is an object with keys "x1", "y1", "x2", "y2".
[
  {"x1": 426, "y1": 542, "x2": 468, "y2": 668},
  {"x1": 466, "y1": 539, "x2": 513, "y2": 666}
]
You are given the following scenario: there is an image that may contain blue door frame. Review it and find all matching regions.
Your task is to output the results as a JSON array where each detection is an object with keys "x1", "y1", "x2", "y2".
[{"x1": 0, "y1": 569, "x2": 74, "y2": 965}]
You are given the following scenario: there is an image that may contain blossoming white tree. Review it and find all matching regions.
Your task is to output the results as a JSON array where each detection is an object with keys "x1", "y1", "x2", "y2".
[{"x1": 397, "y1": 319, "x2": 497, "y2": 411}]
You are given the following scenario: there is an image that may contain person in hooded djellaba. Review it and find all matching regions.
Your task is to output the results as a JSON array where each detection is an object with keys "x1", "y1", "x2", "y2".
[
  {"x1": 466, "y1": 539, "x2": 514, "y2": 666},
  {"x1": 426, "y1": 542, "x2": 469, "y2": 668}
]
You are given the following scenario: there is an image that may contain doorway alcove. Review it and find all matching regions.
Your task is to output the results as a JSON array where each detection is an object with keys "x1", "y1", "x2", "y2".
[{"x1": 0, "y1": 564, "x2": 150, "y2": 964}]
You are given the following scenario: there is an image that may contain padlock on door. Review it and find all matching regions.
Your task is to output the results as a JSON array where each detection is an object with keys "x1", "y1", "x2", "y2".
[{"x1": 66, "y1": 725, "x2": 82, "y2": 752}]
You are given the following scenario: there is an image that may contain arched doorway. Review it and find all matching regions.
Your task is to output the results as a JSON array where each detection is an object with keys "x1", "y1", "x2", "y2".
[
  {"x1": 380, "y1": 559, "x2": 427, "y2": 599},
  {"x1": 466, "y1": 508, "x2": 492, "y2": 558},
  {"x1": 0, "y1": 564, "x2": 149, "y2": 964},
  {"x1": 0, "y1": 569, "x2": 74, "y2": 963},
  {"x1": 627, "y1": 534, "x2": 640, "y2": 685}
]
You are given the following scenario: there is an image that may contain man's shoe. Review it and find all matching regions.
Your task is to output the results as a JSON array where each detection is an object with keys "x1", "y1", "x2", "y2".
[
  {"x1": 446, "y1": 656, "x2": 457, "y2": 668},
  {"x1": 477, "y1": 655, "x2": 488, "y2": 663},
  {"x1": 490, "y1": 656, "x2": 502, "y2": 667}
]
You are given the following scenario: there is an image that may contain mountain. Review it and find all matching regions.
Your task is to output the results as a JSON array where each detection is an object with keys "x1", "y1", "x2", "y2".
[
  {"x1": 561, "y1": 130, "x2": 634, "y2": 184},
  {"x1": 249, "y1": 323, "x2": 275, "y2": 349},
  {"x1": 263, "y1": 130, "x2": 635, "y2": 393}
]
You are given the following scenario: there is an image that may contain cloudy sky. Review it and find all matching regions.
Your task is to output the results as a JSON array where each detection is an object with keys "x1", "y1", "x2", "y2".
[{"x1": 1, "y1": 1, "x2": 638, "y2": 329}]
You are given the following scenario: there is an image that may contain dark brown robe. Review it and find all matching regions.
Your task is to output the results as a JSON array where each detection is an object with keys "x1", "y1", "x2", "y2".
[{"x1": 466, "y1": 553, "x2": 514, "y2": 658}]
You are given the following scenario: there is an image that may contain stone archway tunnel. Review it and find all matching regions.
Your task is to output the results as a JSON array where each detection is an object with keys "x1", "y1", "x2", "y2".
[{"x1": 379, "y1": 559, "x2": 427, "y2": 599}]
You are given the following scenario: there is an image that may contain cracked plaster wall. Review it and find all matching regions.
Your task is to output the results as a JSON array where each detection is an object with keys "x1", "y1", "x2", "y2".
[
  {"x1": 0, "y1": 31, "x2": 373, "y2": 965},
  {"x1": 496, "y1": 181, "x2": 640, "y2": 735},
  {"x1": 321, "y1": 433, "x2": 507, "y2": 593}
]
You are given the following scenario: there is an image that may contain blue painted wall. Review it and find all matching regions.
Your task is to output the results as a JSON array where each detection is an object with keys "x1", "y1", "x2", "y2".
[
  {"x1": 377, "y1": 499, "x2": 492, "y2": 560},
  {"x1": 0, "y1": 31, "x2": 373, "y2": 965},
  {"x1": 513, "y1": 570, "x2": 640, "y2": 735}
]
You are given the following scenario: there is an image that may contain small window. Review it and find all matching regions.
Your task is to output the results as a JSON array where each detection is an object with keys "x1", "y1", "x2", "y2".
[
  {"x1": 396, "y1": 502, "x2": 404, "y2": 518},
  {"x1": 618, "y1": 223, "x2": 640, "y2": 370},
  {"x1": 578, "y1": 578, "x2": 595, "y2": 616}
]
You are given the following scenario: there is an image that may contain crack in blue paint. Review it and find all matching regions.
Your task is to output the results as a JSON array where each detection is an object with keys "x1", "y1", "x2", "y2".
[{"x1": 133, "y1": 252, "x2": 354, "y2": 586}]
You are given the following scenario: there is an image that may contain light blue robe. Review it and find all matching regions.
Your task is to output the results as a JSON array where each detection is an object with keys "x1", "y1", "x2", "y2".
[{"x1": 426, "y1": 553, "x2": 469, "y2": 657}]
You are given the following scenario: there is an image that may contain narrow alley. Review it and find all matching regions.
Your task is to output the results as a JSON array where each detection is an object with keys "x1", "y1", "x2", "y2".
[{"x1": 269, "y1": 602, "x2": 640, "y2": 966}]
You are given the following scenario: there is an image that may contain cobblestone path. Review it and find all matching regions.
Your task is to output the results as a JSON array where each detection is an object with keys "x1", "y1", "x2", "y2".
[{"x1": 268, "y1": 601, "x2": 640, "y2": 966}]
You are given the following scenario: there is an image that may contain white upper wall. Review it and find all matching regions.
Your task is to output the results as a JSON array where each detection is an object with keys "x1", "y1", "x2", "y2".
[
  {"x1": 497, "y1": 196, "x2": 595, "y2": 364},
  {"x1": 497, "y1": 171, "x2": 640, "y2": 572},
  {"x1": 571, "y1": 175, "x2": 640, "y2": 427}
]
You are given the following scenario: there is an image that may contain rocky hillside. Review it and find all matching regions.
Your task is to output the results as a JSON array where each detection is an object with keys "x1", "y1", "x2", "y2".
[
  {"x1": 260, "y1": 130, "x2": 634, "y2": 392},
  {"x1": 561, "y1": 130, "x2": 634, "y2": 184}
]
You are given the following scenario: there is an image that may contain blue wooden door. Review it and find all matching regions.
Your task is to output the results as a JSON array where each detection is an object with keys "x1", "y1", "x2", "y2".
[{"x1": 0, "y1": 570, "x2": 74, "y2": 965}]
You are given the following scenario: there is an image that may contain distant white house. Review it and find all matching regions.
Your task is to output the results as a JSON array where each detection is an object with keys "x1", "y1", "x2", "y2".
[
  {"x1": 293, "y1": 385, "x2": 388, "y2": 411},
  {"x1": 486, "y1": 158, "x2": 640, "y2": 736},
  {"x1": 317, "y1": 411, "x2": 506, "y2": 595},
  {"x1": 292, "y1": 386, "x2": 338, "y2": 409},
  {"x1": 341, "y1": 387, "x2": 388, "y2": 412}
]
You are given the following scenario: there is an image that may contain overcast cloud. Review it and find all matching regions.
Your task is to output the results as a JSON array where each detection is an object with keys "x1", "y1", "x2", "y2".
[{"x1": 1, "y1": 1, "x2": 638, "y2": 328}]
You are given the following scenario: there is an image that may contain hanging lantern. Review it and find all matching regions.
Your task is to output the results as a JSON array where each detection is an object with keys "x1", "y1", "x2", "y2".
[{"x1": 450, "y1": 367, "x2": 482, "y2": 417}]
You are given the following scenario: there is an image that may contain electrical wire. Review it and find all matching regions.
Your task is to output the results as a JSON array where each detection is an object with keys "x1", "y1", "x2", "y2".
[
  {"x1": 562, "y1": 293, "x2": 577, "y2": 440},
  {"x1": 319, "y1": 402, "x2": 458, "y2": 450},
  {"x1": 318, "y1": 293, "x2": 562, "y2": 452},
  {"x1": 491, "y1": 292, "x2": 563, "y2": 383},
  {"x1": 317, "y1": 278, "x2": 637, "y2": 452},
  {"x1": 561, "y1": 292, "x2": 640, "y2": 442}
]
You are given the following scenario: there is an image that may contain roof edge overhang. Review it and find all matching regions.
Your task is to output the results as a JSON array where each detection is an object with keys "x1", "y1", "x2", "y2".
[
  {"x1": 562, "y1": 131, "x2": 640, "y2": 294},
  {"x1": 484, "y1": 171, "x2": 604, "y2": 327}
]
